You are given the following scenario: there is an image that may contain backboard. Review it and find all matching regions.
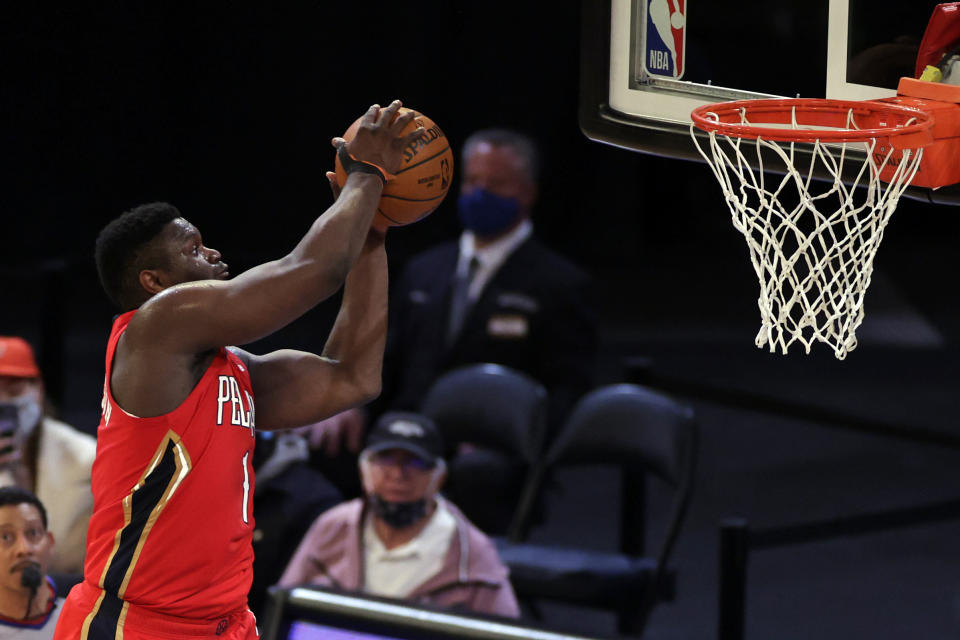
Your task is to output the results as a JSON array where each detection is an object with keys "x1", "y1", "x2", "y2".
[{"x1": 580, "y1": 0, "x2": 960, "y2": 204}]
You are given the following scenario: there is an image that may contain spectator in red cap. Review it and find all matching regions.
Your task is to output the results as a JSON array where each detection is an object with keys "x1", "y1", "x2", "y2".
[{"x1": 0, "y1": 337, "x2": 96, "y2": 575}]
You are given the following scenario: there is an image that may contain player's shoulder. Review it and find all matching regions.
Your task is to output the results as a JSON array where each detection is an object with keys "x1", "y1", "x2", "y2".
[
  {"x1": 126, "y1": 282, "x2": 194, "y2": 326},
  {"x1": 123, "y1": 280, "x2": 227, "y2": 347}
]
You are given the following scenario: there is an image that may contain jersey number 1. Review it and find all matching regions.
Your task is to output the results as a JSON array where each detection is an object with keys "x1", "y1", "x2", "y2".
[{"x1": 241, "y1": 451, "x2": 251, "y2": 524}]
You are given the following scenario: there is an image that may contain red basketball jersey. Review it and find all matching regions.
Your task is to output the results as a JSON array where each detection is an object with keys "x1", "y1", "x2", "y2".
[{"x1": 69, "y1": 310, "x2": 256, "y2": 631}]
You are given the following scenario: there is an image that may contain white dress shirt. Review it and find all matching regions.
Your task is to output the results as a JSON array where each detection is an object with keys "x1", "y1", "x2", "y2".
[{"x1": 456, "y1": 219, "x2": 533, "y2": 302}]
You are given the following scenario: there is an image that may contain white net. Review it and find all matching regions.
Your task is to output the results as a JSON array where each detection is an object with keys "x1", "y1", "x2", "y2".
[{"x1": 691, "y1": 106, "x2": 923, "y2": 359}]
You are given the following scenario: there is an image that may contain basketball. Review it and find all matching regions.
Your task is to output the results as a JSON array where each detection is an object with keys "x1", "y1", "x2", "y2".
[{"x1": 335, "y1": 107, "x2": 454, "y2": 231}]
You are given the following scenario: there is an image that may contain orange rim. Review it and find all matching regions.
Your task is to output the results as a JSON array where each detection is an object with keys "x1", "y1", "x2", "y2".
[{"x1": 691, "y1": 98, "x2": 934, "y2": 148}]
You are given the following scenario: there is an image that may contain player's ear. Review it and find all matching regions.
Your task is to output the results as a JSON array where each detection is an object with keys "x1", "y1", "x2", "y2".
[{"x1": 138, "y1": 269, "x2": 168, "y2": 296}]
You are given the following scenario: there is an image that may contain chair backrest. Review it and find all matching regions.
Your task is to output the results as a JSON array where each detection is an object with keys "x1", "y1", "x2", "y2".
[
  {"x1": 506, "y1": 384, "x2": 698, "y2": 631},
  {"x1": 510, "y1": 384, "x2": 697, "y2": 557},
  {"x1": 420, "y1": 363, "x2": 549, "y2": 464},
  {"x1": 548, "y1": 384, "x2": 696, "y2": 486}
]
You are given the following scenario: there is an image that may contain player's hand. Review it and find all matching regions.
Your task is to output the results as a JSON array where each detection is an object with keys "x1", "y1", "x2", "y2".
[
  {"x1": 334, "y1": 100, "x2": 425, "y2": 175},
  {"x1": 293, "y1": 407, "x2": 366, "y2": 457}
]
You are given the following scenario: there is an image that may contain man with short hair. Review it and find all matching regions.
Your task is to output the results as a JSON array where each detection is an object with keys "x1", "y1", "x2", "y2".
[
  {"x1": 278, "y1": 412, "x2": 520, "y2": 619},
  {"x1": 388, "y1": 128, "x2": 597, "y2": 424},
  {"x1": 0, "y1": 337, "x2": 96, "y2": 575},
  {"x1": 0, "y1": 486, "x2": 62, "y2": 637},
  {"x1": 53, "y1": 101, "x2": 424, "y2": 640},
  {"x1": 304, "y1": 130, "x2": 597, "y2": 531}
]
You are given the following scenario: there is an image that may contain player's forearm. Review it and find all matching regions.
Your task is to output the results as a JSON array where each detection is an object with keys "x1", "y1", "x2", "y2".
[
  {"x1": 163, "y1": 173, "x2": 384, "y2": 351},
  {"x1": 320, "y1": 233, "x2": 388, "y2": 401},
  {"x1": 283, "y1": 172, "x2": 384, "y2": 297}
]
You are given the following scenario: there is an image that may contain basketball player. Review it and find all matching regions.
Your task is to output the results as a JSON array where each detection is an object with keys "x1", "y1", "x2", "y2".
[{"x1": 52, "y1": 101, "x2": 423, "y2": 640}]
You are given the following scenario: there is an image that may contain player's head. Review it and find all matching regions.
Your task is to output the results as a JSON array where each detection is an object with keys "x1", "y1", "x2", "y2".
[
  {"x1": 0, "y1": 337, "x2": 45, "y2": 441},
  {"x1": 359, "y1": 412, "x2": 447, "y2": 530},
  {"x1": 0, "y1": 487, "x2": 53, "y2": 594},
  {"x1": 459, "y1": 129, "x2": 539, "y2": 240},
  {"x1": 95, "y1": 202, "x2": 229, "y2": 311}
]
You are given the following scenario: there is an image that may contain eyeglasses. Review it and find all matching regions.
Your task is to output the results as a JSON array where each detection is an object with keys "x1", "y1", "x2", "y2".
[{"x1": 368, "y1": 450, "x2": 435, "y2": 472}]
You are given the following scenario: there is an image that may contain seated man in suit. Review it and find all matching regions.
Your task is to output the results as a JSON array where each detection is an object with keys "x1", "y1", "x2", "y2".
[
  {"x1": 383, "y1": 128, "x2": 597, "y2": 425},
  {"x1": 278, "y1": 412, "x2": 519, "y2": 619},
  {"x1": 304, "y1": 130, "x2": 598, "y2": 527}
]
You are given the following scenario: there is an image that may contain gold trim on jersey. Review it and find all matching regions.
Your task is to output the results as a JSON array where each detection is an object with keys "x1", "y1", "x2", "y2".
[
  {"x1": 117, "y1": 431, "x2": 192, "y2": 597},
  {"x1": 79, "y1": 590, "x2": 106, "y2": 640},
  {"x1": 116, "y1": 602, "x2": 129, "y2": 640},
  {"x1": 80, "y1": 430, "x2": 193, "y2": 640}
]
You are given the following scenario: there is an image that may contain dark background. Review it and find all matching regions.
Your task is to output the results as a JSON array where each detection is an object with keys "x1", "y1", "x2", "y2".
[
  {"x1": 1, "y1": 3, "x2": 649, "y2": 271},
  {"x1": 2, "y1": 1, "x2": 653, "y2": 411},
  {"x1": 4, "y1": 2, "x2": 960, "y2": 638}
]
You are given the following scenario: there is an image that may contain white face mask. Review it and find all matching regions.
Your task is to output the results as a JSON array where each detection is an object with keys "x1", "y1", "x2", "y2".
[{"x1": 0, "y1": 395, "x2": 42, "y2": 446}]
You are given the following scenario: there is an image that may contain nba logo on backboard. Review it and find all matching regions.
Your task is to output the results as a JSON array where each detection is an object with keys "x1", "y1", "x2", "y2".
[{"x1": 645, "y1": 0, "x2": 686, "y2": 79}]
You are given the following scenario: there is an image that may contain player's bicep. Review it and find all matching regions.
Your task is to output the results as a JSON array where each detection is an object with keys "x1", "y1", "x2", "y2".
[
  {"x1": 245, "y1": 349, "x2": 370, "y2": 431},
  {"x1": 132, "y1": 257, "x2": 343, "y2": 355}
]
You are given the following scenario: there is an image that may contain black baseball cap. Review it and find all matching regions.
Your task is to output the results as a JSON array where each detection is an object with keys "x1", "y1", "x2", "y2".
[{"x1": 365, "y1": 412, "x2": 444, "y2": 464}]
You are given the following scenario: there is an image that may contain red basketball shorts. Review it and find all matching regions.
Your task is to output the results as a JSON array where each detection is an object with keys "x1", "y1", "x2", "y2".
[{"x1": 54, "y1": 583, "x2": 258, "y2": 640}]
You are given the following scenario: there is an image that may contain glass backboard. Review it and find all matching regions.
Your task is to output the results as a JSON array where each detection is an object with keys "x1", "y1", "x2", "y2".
[{"x1": 580, "y1": 0, "x2": 960, "y2": 204}]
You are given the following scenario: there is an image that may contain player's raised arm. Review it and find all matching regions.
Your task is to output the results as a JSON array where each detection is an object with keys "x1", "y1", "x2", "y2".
[
  {"x1": 129, "y1": 101, "x2": 422, "y2": 355},
  {"x1": 234, "y1": 220, "x2": 389, "y2": 430}
]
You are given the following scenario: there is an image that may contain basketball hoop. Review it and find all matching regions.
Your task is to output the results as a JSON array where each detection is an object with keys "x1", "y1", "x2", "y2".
[{"x1": 690, "y1": 98, "x2": 935, "y2": 359}]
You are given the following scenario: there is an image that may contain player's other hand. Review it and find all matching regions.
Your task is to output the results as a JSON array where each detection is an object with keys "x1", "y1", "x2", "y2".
[
  {"x1": 293, "y1": 407, "x2": 366, "y2": 457},
  {"x1": 332, "y1": 100, "x2": 425, "y2": 175}
]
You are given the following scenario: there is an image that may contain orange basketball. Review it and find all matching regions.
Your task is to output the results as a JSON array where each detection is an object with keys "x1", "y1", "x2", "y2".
[{"x1": 335, "y1": 107, "x2": 454, "y2": 231}]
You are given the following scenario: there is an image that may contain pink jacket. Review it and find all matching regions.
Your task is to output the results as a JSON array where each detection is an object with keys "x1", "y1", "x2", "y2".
[{"x1": 278, "y1": 498, "x2": 520, "y2": 619}]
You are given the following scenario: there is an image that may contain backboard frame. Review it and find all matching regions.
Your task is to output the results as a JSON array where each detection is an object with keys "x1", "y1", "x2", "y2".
[{"x1": 579, "y1": 0, "x2": 960, "y2": 204}]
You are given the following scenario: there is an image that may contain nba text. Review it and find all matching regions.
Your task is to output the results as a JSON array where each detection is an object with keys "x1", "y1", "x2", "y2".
[{"x1": 648, "y1": 49, "x2": 672, "y2": 71}]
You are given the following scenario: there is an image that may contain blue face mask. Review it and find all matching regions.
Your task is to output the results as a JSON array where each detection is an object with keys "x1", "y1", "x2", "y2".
[{"x1": 457, "y1": 188, "x2": 521, "y2": 237}]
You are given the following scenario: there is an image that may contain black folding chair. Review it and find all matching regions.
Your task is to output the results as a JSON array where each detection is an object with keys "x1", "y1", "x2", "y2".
[
  {"x1": 498, "y1": 383, "x2": 698, "y2": 636},
  {"x1": 420, "y1": 363, "x2": 548, "y2": 535}
]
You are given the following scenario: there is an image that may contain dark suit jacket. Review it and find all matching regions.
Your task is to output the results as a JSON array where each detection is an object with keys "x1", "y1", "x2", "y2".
[{"x1": 380, "y1": 236, "x2": 597, "y2": 435}]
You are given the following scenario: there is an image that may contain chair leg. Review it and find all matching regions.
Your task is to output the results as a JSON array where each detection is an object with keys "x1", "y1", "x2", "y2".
[
  {"x1": 521, "y1": 597, "x2": 544, "y2": 622},
  {"x1": 617, "y1": 599, "x2": 653, "y2": 637}
]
